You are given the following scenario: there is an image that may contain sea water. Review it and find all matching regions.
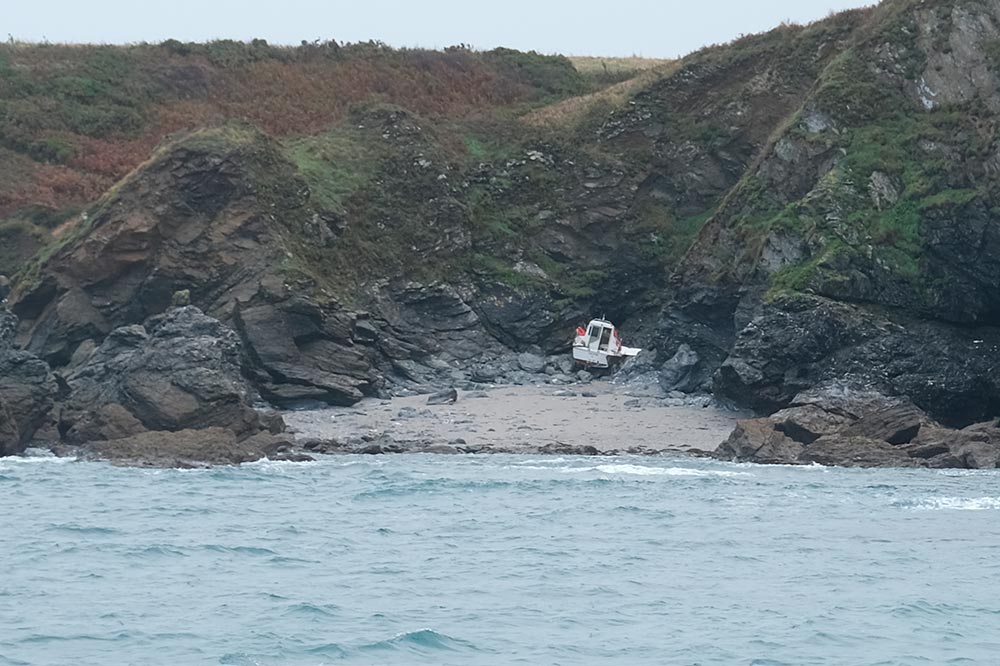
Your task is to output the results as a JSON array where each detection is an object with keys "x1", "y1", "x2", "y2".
[{"x1": 2, "y1": 453, "x2": 999, "y2": 665}]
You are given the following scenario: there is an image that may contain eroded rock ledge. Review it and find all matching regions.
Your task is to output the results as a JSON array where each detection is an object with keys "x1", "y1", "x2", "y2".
[{"x1": 716, "y1": 383, "x2": 1000, "y2": 469}]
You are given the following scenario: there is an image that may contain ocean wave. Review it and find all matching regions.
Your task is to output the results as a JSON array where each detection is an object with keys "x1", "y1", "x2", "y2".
[
  {"x1": 902, "y1": 496, "x2": 1000, "y2": 511},
  {"x1": 45, "y1": 523, "x2": 119, "y2": 536},
  {"x1": 564, "y1": 464, "x2": 752, "y2": 478},
  {"x1": 514, "y1": 457, "x2": 569, "y2": 465},
  {"x1": 281, "y1": 601, "x2": 341, "y2": 618},
  {"x1": 0, "y1": 453, "x2": 76, "y2": 468},
  {"x1": 356, "y1": 628, "x2": 478, "y2": 654},
  {"x1": 243, "y1": 458, "x2": 320, "y2": 470}
]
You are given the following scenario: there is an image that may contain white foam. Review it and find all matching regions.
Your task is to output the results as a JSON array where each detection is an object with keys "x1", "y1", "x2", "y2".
[
  {"x1": 243, "y1": 457, "x2": 320, "y2": 471},
  {"x1": 910, "y1": 497, "x2": 1000, "y2": 511},
  {"x1": 515, "y1": 458, "x2": 568, "y2": 465},
  {"x1": 0, "y1": 452, "x2": 76, "y2": 467},
  {"x1": 566, "y1": 464, "x2": 751, "y2": 478}
]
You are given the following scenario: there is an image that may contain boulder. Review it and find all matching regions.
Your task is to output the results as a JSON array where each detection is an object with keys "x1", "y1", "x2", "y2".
[
  {"x1": 660, "y1": 344, "x2": 701, "y2": 392},
  {"x1": 717, "y1": 419, "x2": 804, "y2": 464},
  {"x1": 426, "y1": 388, "x2": 459, "y2": 405},
  {"x1": 841, "y1": 404, "x2": 930, "y2": 444},
  {"x1": 517, "y1": 352, "x2": 546, "y2": 374},
  {"x1": 770, "y1": 404, "x2": 852, "y2": 444}
]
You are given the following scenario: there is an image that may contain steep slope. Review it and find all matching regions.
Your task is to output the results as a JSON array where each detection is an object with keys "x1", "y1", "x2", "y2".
[{"x1": 666, "y1": 0, "x2": 1000, "y2": 424}]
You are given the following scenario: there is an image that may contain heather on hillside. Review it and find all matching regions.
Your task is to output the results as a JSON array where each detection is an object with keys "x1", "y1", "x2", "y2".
[{"x1": 0, "y1": 41, "x2": 594, "y2": 220}]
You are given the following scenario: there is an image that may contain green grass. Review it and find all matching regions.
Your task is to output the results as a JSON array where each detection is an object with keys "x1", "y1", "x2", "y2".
[{"x1": 284, "y1": 128, "x2": 381, "y2": 214}]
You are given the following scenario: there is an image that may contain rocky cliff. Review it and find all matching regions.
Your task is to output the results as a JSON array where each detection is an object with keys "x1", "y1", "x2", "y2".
[
  {"x1": 3, "y1": 0, "x2": 1000, "y2": 465},
  {"x1": 665, "y1": 0, "x2": 1000, "y2": 426}
]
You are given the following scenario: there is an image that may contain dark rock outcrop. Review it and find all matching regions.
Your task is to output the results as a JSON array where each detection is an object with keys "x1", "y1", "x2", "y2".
[
  {"x1": 712, "y1": 296, "x2": 1000, "y2": 426},
  {"x1": 79, "y1": 427, "x2": 302, "y2": 468},
  {"x1": 716, "y1": 386, "x2": 1000, "y2": 469},
  {"x1": 0, "y1": 307, "x2": 58, "y2": 455},
  {"x1": 61, "y1": 306, "x2": 276, "y2": 444}
]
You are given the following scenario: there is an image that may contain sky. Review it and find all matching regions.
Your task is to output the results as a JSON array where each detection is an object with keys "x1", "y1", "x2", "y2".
[{"x1": 7, "y1": 0, "x2": 877, "y2": 58}]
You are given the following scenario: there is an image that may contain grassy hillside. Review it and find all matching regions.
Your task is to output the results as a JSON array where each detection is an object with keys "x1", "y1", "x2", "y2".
[
  {"x1": 0, "y1": 41, "x2": 686, "y2": 278},
  {"x1": 0, "y1": 42, "x2": 599, "y2": 262}
]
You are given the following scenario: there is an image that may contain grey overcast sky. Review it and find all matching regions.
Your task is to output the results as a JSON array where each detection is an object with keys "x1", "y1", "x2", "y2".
[{"x1": 8, "y1": 0, "x2": 877, "y2": 58}]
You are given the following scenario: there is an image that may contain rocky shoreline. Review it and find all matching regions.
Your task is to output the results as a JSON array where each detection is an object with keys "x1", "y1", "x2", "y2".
[{"x1": 3, "y1": 300, "x2": 1000, "y2": 471}]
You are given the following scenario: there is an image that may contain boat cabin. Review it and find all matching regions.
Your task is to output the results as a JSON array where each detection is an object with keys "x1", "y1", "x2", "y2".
[{"x1": 572, "y1": 318, "x2": 641, "y2": 368}]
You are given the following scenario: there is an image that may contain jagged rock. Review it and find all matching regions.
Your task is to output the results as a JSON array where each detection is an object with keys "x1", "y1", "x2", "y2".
[
  {"x1": 712, "y1": 297, "x2": 1000, "y2": 425},
  {"x1": 770, "y1": 404, "x2": 853, "y2": 444},
  {"x1": 717, "y1": 419, "x2": 804, "y2": 464},
  {"x1": 63, "y1": 403, "x2": 146, "y2": 446},
  {"x1": 0, "y1": 307, "x2": 58, "y2": 456},
  {"x1": 841, "y1": 404, "x2": 929, "y2": 445},
  {"x1": 789, "y1": 382, "x2": 907, "y2": 419},
  {"x1": 716, "y1": 392, "x2": 1000, "y2": 469},
  {"x1": 0, "y1": 350, "x2": 58, "y2": 456},
  {"x1": 471, "y1": 364, "x2": 502, "y2": 383},
  {"x1": 517, "y1": 352, "x2": 546, "y2": 374},
  {"x1": 62, "y1": 306, "x2": 274, "y2": 442},
  {"x1": 235, "y1": 300, "x2": 374, "y2": 407},
  {"x1": 426, "y1": 388, "x2": 458, "y2": 405},
  {"x1": 0, "y1": 307, "x2": 17, "y2": 346},
  {"x1": 660, "y1": 344, "x2": 701, "y2": 392}
]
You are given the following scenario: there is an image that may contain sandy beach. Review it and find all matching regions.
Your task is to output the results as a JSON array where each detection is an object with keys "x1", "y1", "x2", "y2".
[{"x1": 283, "y1": 381, "x2": 748, "y2": 455}]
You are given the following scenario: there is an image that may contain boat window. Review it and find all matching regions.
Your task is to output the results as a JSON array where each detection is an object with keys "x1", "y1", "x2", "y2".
[{"x1": 599, "y1": 327, "x2": 611, "y2": 350}]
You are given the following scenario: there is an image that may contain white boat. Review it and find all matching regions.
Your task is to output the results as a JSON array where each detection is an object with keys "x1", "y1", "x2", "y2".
[{"x1": 572, "y1": 318, "x2": 641, "y2": 368}]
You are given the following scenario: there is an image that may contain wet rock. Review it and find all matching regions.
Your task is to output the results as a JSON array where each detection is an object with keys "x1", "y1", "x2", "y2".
[
  {"x1": 798, "y1": 435, "x2": 917, "y2": 468},
  {"x1": 298, "y1": 437, "x2": 347, "y2": 453},
  {"x1": 537, "y1": 442, "x2": 600, "y2": 456},
  {"x1": 417, "y1": 443, "x2": 461, "y2": 454},
  {"x1": 81, "y1": 427, "x2": 272, "y2": 467},
  {"x1": 576, "y1": 370, "x2": 593, "y2": 383},
  {"x1": 426, "y1": 388, "x2": 458, "y2": 405}
]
